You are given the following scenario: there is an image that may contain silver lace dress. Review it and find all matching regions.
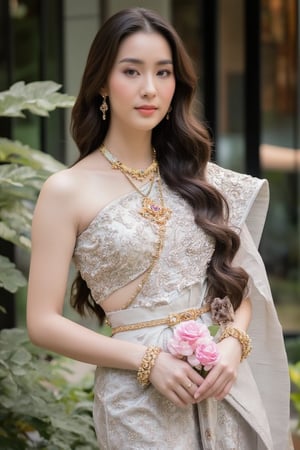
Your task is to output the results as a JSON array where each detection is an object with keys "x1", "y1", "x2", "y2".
[{"x1": 73, "y1": 163, "x2": 291, "y2": 450}]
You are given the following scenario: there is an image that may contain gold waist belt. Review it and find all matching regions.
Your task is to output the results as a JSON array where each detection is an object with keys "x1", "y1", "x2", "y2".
[{"x1": 110, "y1": 304, "x2": 211, "y2": 336}]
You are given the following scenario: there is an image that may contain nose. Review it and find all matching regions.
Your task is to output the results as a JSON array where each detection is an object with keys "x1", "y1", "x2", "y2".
[{"x1": 140, "y1": 74, "x2": 156, "y2": 98}]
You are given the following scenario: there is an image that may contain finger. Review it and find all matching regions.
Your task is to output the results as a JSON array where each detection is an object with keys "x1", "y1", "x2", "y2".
[
  {"x1": 195, "y1": 366, "x2": 236, "y2": 401},
  {"x1": 168, "y1": 387, "x2": 193, "y2": 408},
  {"x1": 184, "y1": 379, "x2": 193, "y2": 390},
  {"x1": 189, "y1": 369, "x2": 204, "y2": 387},
  {"x1": 194, "y1": 369, "x2": 220, "y2": 400},
  {"x1": 205, "y1": 379, "x2": 229, "y2": 400},
  {"x1": 175, "y1": 385, "x2": 196, "y2": 405},
  {"x1": 194, "y1": 369, "x2": 231, "y2": 401},
  {"x1": 183, "y1": 379, "x2": 198, "y2": 398},
  {"x1": 214, "y1": 380, "x2": 234, "y2": 400}
]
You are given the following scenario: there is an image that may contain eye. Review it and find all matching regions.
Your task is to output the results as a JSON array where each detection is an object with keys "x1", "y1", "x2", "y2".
[
  {"x1": 124, "y1": 68, "x2": 139, "y2": 77},
  {"x1": 157, "y1": 69, "x2": 173, "y2": 78}
]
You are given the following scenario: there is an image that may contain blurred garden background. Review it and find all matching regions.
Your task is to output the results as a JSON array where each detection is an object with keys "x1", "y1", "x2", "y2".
[{"x1": 0, "y1": 0, "x2": 299, "y2": 447}]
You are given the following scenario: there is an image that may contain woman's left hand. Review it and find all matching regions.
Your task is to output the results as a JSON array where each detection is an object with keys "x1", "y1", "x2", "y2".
[{"x1": 193, "y1": 337, "x2": 242, "y2": 402}]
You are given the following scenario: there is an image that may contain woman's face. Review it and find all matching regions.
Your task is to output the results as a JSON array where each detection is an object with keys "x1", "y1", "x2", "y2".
[{"x1": 104, "y1": 31, "x2": 176, "y2": 132}]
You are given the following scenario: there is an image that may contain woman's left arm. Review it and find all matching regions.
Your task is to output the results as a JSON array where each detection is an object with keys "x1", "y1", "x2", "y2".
[{"x1": 194, "y1": 297, "x2": 252, "y2": 401}]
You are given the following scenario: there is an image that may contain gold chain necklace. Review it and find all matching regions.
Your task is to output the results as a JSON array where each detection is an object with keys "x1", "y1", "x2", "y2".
[
  {"x1": 121, "y1": 171, "x2": 172, "y2": 226},
  {"x1": 121, "y1": 170, "x2": 156, "y2": 199},
  {"x1": 100, "y1": 144, "x2": 158, "y2": 181},
  {"x1": 100, "y1": 144, "x2": 172, "y2": 313},
  {"x1": 100, "y1": 144, "x2": 171, "y2": 225}
]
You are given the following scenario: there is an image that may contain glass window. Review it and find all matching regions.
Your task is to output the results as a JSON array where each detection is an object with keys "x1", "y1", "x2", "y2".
[
  {"x1": 260, "y1": 0, "x2": 300, "y2": 333},
  {"x1": 10, "y1": 0, "x2": 64, "y2": 158},
  {"x1": 172, "y1": 0, "x2": 204, "y2": 118},
  {"x1": 216, "y1": 0, "x2": 246, "y2": 172}
]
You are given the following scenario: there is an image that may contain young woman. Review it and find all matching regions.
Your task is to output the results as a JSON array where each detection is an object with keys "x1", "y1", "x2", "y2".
[{"x1": 27, "y1": 8, "x2": 292, "y2": 450}]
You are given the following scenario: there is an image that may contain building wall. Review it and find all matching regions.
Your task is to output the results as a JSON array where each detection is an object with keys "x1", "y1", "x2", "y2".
[
  {"x1": 63, "y1": 0, "x2": 101, "y2": 164},
  {"x1": 105, "y1": 0, "x2": 171, "y2": 19}
]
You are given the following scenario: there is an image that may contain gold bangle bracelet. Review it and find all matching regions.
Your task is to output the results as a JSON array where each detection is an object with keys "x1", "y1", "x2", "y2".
[
  {"x1": 219, "y1": 326, "x2": 252, "y2": 361},
  {"x1": 137, "y1": 346, "x2": 162, "y2": 387}
]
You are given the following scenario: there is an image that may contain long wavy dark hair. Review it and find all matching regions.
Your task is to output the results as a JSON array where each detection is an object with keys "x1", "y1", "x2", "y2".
[{"x1": 70, "y1": 7, "x2": 248, "y2": 324}]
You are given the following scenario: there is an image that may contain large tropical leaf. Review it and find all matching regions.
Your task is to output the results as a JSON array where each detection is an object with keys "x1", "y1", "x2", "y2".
[
  {"x1": 0, "y1": 164, "x2": 43, "y2": 204},
  {"x1": 0, "y1": 81, "x2": 75, "y2": 117},
  {"x1": 0, "y1": 205, "x2": 32, "y2": 250},
  {"x1": 0, "y1": 256, "x2": 27, "y2": 293},
  {"x1": 0, "y1": 164, "x2": 37, "y2": 248},
  {"x1": 0, "y1": 138, "x2": 65, "y2": 172}
]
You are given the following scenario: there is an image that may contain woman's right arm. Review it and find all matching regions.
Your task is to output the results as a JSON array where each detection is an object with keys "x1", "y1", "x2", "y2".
[
  {"x1": 27, "y1": 171, "x2": 203, "y2": 406},
  {"x1": 26, "y1": 171, "x2": 147, "y2": 370}
]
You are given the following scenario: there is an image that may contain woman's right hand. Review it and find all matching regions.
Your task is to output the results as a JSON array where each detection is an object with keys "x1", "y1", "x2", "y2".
[{"x1": 149, "y1": 351, "x2": 204, "y2": 407}]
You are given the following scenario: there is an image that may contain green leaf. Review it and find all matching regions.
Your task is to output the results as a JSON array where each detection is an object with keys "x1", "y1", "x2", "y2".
[
  {"x1": 10, "y1": 348, "x2": 32, "y2": 366},
  {"x1": 0, "y1": 358, "x2": 9, "y2": 370},
  {"x1": 0, "y1": 207, "x2": 32, "y2": 250},
  {"x1": 0, "y1": 328, "x2": 29, "y2": 348},
  {"x1": 0, "y1": 163, "x2": 44, "y2": 200},
  {"x1": 0, "y1": 375, "x2": 19, "y2": 405},
  {"x1": 208, "y1": 325, "x2": 220, "y2": 337},
  {"x1": 289, "y1": 362, "x2": 300, "y2": 389},
  {"x1": 0, "y1": 255, "x2": 27, "y2": 293},
  {"x1": 291, "y1": 392, "x2": 300, "y2": 412},
  {"x1": 0, "y1": 138, "x2": 65, "y2": 172},
  {"x1": 0, "y1": 94, "x2": 26, "y2": 118},
  {"x1": 0, "y1": 81, "x2": 75, "y2": 117},
  {"x1": 0, "y1": 188, "x2": 33, "y2": 240}
]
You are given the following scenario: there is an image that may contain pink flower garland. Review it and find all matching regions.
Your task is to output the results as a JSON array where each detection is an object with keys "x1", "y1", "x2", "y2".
[{"x1": 167, "y1": 320, "x2": 220, "y2": 372}]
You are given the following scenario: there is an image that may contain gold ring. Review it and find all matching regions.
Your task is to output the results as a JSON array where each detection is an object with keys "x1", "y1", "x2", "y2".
[{"x1": 185, "y1": 381, "x2": 193, "y2": 390}]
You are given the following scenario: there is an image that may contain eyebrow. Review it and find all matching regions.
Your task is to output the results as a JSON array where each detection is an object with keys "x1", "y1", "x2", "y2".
[{"x1": 118, "y1": 57, "x2": 173, "y2": 65}]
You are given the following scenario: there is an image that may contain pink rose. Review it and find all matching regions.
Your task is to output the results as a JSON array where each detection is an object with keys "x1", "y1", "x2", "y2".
[
  {"x1": 167, "y1": 319, "x2": 220, "y2": 375},
  {"x1": 193, "y1": 340, "x2": 220, "y2": 371},
  {"x1": 167, "y1": 337, "x2": 194, "y2": 357},
  {"x1": 173, "y1": 320, "x2": 211, "y2": 350},
  {"x1": 186, "y1": 353, "x2": 202, "y2": 368}
]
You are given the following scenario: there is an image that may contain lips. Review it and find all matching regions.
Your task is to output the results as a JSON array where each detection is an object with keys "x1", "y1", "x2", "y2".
[
  {"x1": 135, "y1": 105, "x2": 158, "y2": 117},
  {"x1": 135, "y1": 105, "x2": 157, "y2": 111}
]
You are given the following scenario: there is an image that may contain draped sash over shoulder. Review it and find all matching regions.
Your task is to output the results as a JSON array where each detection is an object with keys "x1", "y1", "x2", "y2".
[
  {"x1": 73, "y1": 163, "x2": 292, "y2": 450},
  {"x1": 208, "y1": 164, "x2": 291, "y2": 450}
]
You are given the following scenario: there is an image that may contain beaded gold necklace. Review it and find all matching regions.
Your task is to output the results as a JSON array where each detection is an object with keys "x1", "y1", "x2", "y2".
[
  {"x1": 100, "y1": 144, "x2": 158, "y2": 181},
  {"x1": 99, "y1": 144, "x2": 171, "y2": 225},
  {"x1": 99, "y1": 143, "x2": 172, "y2": 311}
]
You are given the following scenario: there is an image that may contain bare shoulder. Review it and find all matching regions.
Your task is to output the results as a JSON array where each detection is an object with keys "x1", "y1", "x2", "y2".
[
  {"x1": 37, "y1": 152, "x2": 115, "y2": 234},
  {"x1": 37, "y1": 150, "x2": 137, "y2": 234},
  {"x1": 41, "y1": 167, "x2": 82, "y2": 198},
  {"x1": 32, "y1": 169, "x2": 81, "y2": 232},
  {"x1": 39, "y1": 162, "x2": 101, "y2": 209}
]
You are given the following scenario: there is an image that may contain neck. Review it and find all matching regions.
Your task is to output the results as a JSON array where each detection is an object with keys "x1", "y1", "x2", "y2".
[{"x1": 103, "y1": 129, "x2": 153, "y2": 168}]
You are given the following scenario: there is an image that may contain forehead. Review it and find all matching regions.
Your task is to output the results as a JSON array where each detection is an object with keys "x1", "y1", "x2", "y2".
[{"x1": 115, "y1": 31, "x2": 173, "y2": 62}]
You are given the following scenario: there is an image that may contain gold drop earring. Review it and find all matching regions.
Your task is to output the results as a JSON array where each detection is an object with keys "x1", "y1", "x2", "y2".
[{"x1": 100, "y1": 95, "x2": 108, "y2": 120}]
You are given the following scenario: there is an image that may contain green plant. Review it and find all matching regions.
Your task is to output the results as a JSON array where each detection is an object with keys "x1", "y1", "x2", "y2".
[
  {"x1": 0, "y1": 328, "x2": 98, "y2": 449},
  {"x1": 0, "y1": 81, "x2": 73, "y2": 293},
  {"x1": 0, "y1": 82, "x2": 98, "y2": 449},
  {"x1": 290, "y1": 361, "x2": 300, "y2": 435},
  {"x1": 285, "y1": 337, "x2": 300, "y2": 364}
]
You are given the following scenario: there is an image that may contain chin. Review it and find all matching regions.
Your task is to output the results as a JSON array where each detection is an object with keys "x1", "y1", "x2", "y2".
[{"x1": 136, "y1": 117, "x2": 164, "y2": 131}]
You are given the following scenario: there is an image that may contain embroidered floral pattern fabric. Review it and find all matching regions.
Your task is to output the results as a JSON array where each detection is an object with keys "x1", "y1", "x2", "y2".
[
  {"x1": 73, "y1": 163, "x2": 277, "y2": 450},
  {"x1": 73, "y1": 163, "x2": 258, "y2": 308}
]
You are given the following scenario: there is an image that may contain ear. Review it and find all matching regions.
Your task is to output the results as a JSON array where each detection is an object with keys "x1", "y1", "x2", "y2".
[{"x1": 100, "y1": 86, "x2": 108, "y2": 97}]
